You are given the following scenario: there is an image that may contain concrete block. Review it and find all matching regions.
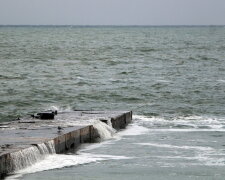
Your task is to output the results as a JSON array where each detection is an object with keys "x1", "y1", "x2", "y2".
[
  {"x1": 80, "y1": 126, "x2": 91, "y2": 143},
  {"x1": 0, "y1": 153, "x2": 14, "y2": 178},
  {"x1": 0, "y1": 154, "x2": 6, "y2": 178},
  {"x1": 54, "y1": 135, "x2": 66, "y2": 154},
  {"x1": 125, "y1": 111, "x2": 132, "y2": 124},
  {"x1": 90, "y1": 125, "x2": 100, "y2": 142},
  {"x1": 69, "y1": 130, "x2": 80, "y2": 149},
  {"x1": 111, "y1": 114, "x2": 126, "y2": 130}
]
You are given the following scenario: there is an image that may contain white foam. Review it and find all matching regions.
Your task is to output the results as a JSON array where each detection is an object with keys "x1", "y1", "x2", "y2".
[
  {"x1": 79, "y1": 141, "x2": 114, "y2": 152},
  {"x1": 144, "y1": 129, "x2": 225, "y2": 132},
  {"x1": 156, "y1": 79, "x2": 171, "y2": 83},
  {"x1": 203, "y1": 157, "x2": 225, "y2": 166},
  {"x1": 135, "y1": 143, "x2": 213, "y2": 151},
  {"x1": 135, "y1": 142, "x2": 225, "y2": 166},
  {"x1": 133, "y1": 115, "x2": 225, "y2": 131},
  {"x1": 195, "y1": 152, "x2": 225, "y2": 166},
  {"x1": 133, "y1": 115, "x2": 163, "y2": 122},
  {"x1": 148, "y1": 155, "x2": 225, "y2": 167},
  {"x1": 133, "y1": 115, "x2": 169, "y2": 126},
  {"x1": 217, "y1": 79, "x2": 225, "y2": 83},
  {"x1": 151, "y1": 155, "x2": 201, "y2": 160},
  {"x1": 49, "y1": 105, "x2": 73, "y2": 113},
  {"x1": 7, "y1": 153, "x2": 131, "y2": 180},
  {"x1": 92, "y1": 120, "x2": 116, "y2": 140},
  {"x1": 117, "y1": 124, "x2": 149, "y2": 136},
  {"x1": 77, "y1": 76, "x2": 84, "y2": 80},
  {"x1": 10, "y1": 141, "x2": 55, "y2": 171}
]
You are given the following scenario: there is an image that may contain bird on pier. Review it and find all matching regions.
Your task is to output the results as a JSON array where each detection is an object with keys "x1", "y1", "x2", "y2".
[{"x1": 57, "y1": 126, "x2": 64, "y2": 132}]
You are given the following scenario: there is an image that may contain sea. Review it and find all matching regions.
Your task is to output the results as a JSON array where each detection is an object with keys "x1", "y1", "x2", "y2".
[{"x1": 1, "y1": 26, "x2": 225, "y2": 179}]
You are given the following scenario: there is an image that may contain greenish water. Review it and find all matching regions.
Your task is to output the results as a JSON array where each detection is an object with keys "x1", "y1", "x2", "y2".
[{"x1": 1, "y1": 26, "x2": 225, "y2": 179}]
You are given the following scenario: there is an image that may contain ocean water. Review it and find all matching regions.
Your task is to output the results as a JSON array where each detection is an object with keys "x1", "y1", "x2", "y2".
[{"x1": 1, "y1": 26, "x2": 225, "y2": 179}]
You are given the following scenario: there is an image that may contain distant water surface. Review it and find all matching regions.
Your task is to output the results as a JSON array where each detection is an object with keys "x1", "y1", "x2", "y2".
[{"x1": 1, "y1": 26, "x2": 225, "y2": 179}]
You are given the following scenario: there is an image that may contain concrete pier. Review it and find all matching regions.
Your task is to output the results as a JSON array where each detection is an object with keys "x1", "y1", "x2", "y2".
[{"x1": 0, "y1": 110, "x2": 132, "y2": 178}]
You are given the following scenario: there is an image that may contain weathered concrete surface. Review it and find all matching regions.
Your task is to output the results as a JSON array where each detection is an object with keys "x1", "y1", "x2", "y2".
[{"x1": 0, "y1": 110, "x2": 132, "y2": 178}]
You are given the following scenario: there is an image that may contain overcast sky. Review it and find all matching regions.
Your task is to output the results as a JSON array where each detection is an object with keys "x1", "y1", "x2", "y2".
[{"x1": 0, "y1": 0, "x2": 225, "y2": 25}]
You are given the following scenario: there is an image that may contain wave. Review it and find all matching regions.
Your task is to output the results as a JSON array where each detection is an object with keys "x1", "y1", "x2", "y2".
[
  {"x1": 134, "y1": 143, "x2": 225, "y2": 166},
  {"x1": 49, "y1": 105, "x2": 73, "y2": 113},
  {"x1": 117, "y1": 124, "x2": 149, "y2": 136},
  {"x1": 132, "y1": 115, "x2": 225, "y2": 167},
  {"x1": 135, "y1": 143, "x2": 213, "y2": 151},
  {"x1": 147, "y1": 155, "x2": 225, "y2": 167},
  {"x1": 155, "y1": 79, "x2": 172, "y2": 83},
  {"x1": 133, "y1": 115, "x2": 225, "y2": 131},
  {"x1": 0, "y1": 74, "x2": 24, "y2": 80},
  {"x1": 10, "y1": 141, "x2": 55, "y2": 172},
  {"x1": 217, "y1": 79, "x2": 225, "y2": 83},
  {"x1": 7, "y1": 153, "x2": 131, "y2": 180},
  {"x1": 92, "y1": 120, "x2": 116, "y2": 140}
]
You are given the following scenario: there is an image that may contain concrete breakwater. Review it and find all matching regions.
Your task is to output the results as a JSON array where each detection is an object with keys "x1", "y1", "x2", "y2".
[{"x1": 0, "y1": 110, "x2": 132, "y2": 178}]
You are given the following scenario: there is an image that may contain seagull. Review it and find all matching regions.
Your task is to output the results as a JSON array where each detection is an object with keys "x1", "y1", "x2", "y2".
[{"x1": 57, "y1": 126, "x2": 64, "y2": 132}]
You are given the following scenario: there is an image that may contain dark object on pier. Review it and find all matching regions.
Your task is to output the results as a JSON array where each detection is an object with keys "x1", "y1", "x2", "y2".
[
  {"x1": 57, "y1": 126, "x2": 63, "y2": 131},
  {"x1": 37, "y1": 112, "x2": 55, "y2": 120},
  {"x1": 31, "y1": 110, "x2": 57, "y2": 120}
]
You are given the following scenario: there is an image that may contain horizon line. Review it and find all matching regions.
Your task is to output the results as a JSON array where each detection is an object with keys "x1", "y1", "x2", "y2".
[{"x1": 0, "y1": 24, "x2": 225, "y2": 27}]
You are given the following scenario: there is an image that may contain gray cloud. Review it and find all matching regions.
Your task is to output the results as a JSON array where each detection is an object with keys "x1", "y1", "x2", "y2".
[{"x1": 0, "y1": 0, "x2": 225, "y2": 25}]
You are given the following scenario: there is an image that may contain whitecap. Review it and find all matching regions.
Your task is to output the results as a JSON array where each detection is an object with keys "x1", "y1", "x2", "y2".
[
  {"x1": 117, "y1": 124, "x2": 149, "y2": 136},
  {"x1": 156, "y1": 79, "x2": 171, "y2": 83},
  {"x1": 49, "y1": 105, "x2": 73, "y2": 113},
  {"x1": 217, "y1": 79, "x2": 225, "y2": 83},
  {"x1": 133, "y1": 115, "x2": 225, "y2": 131}
]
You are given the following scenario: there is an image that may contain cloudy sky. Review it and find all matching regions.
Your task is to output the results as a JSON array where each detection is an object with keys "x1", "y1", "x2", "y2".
[{"x1": 0, "y1": 0, "x2": 225, "y2": 25}]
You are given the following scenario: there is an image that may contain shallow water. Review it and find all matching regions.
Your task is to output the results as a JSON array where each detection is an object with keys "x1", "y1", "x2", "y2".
[
  {"x1": 1, "y1": 26, "x2": 225, "y2": 179},
  {"x1": 9, "y1": 115, "x2": 225, "y2": 180}
]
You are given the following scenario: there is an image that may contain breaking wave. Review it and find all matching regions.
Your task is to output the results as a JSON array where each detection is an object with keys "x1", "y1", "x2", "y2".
[
  {"x1": 10, "y1": 141, "x2": 55, "y2": 172},
  {"x1": 133, "y1": 115, "x2": 225, "y2": 131},
  {"x1": 6, "y1": 152, "x2": 131, "y2": 180},
  {"x1": 92, "y1": 120, "x2": 116, "y2": 140}
]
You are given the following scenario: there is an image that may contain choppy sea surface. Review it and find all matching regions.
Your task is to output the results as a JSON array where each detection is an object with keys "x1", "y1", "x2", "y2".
[{"x1": 1, "y1": 26, "x2": 225, "y2": 179}]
